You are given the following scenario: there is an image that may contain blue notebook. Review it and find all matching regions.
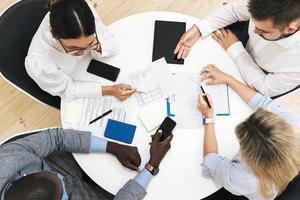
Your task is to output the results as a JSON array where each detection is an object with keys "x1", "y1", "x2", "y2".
[{"x1": 104, "y1": 119, "x2": 136, "y2": 144}]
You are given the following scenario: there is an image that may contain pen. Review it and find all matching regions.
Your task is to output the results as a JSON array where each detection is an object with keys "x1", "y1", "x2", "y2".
[
  {"x1": 200, "y1": 86, "x2": 212, "y2": 109},
  {"x1": 89, "y1": 109, "x2": 113, "y2": 125}
]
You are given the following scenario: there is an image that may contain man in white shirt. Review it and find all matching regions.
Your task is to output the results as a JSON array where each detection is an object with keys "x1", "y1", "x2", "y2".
[{"x1": 175, "y1": 0, "x2": 300, "y2": 98}]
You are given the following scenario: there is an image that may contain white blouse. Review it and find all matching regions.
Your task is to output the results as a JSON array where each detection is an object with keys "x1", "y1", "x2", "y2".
[{"x1": 25, "y1": 5, "x2": 118, "y2": 101}]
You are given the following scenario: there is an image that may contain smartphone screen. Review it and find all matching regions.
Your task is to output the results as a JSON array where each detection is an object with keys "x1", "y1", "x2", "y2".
[
  {"x1": 87, "y1": 59, "x2": 120, "y2": 82},
  {"x1": 158, "y1": 117, "x2": 177, "y2": 141}
]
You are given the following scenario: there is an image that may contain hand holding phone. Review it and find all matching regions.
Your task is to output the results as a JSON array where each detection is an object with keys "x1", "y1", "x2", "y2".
[{"x1": 158, "y1": 117, "x2": 177, "y2": 141}]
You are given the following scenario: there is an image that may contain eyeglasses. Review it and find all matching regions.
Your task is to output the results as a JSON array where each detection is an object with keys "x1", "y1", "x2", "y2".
[{"x1": 59, "y1": 32, "x2": 100, "y2": 55}]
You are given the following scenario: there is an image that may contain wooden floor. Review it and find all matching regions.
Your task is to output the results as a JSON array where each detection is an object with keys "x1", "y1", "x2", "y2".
[{"x1": 0, "y1": 0, "x2": 299, "y2": 141}]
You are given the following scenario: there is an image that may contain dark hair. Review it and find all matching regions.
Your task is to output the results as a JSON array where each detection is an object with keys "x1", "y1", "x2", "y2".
[
  {"x1": 248, "y1": 0, "x2": 300, "y2": 27},
  {"x1": 5, "y1": 172, "x2": 61, "y2": 200},
  {"x1": 48, "y1": 0, "x2": 96, "y2": 39}
]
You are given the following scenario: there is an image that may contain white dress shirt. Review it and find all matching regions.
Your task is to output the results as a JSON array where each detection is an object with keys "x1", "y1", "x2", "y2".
[
  {"x1": 25, "y1": 5, "x2": 118, "y2": 101},
  {"x1": 195, "y1": 0, "x2": 300, "y2": 97}
]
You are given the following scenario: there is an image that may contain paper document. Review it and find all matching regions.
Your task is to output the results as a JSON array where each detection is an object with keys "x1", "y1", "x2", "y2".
[
  {"x1": 63, "y1": 97, "x2": 128, "y2": 134},
  {"x1": 79, "y1": 98, "x2": 126, "y2": 127},
  {"x1": 168, "y1": 72, "x2": 230, "y2": 128},
  {"x1": 130, "y1": 58, "x2": 176, "y2": 106}
]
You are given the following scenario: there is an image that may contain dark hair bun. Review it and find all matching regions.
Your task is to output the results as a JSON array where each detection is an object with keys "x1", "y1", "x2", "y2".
[{"x1": 48, "y1": 0, "x2": 59, "y2": 11}]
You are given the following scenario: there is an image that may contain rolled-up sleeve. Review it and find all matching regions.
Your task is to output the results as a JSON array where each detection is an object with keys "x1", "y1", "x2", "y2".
[
  {"x1": 25, "y1": 55, "x2": 102, "y2": 101},
  {"x1": 195, "y1": 0, "x2": 250, "y2": 38},
  {"x1": 202, "y1": 153, "x2": 258, "y2": 196},
  {"x1": 227, "y1": 42, "x2": 300, "y2": 97}
]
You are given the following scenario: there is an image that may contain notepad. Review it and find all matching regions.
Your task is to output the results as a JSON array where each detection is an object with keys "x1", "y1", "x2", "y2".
[
  {"x1": 104, "y1": 119, "x2": 136, "y2": 144},
  {"x1": 152, "y1": 20, "x2": 186, "y2": 64},
  {"x1": 138, "y1": 101, "x2": 167, "y2": 132}
]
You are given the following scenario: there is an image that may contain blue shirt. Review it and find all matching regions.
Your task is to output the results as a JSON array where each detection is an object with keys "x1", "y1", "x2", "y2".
[
  {"x1": 202, "y1": 92, "x2": 300, "y2": 200},
  {"x1": 60, "y1": 135, "x2": 152, "y2": 199}
]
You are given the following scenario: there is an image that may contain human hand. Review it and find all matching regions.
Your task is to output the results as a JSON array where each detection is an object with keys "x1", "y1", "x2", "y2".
[
  {"x1": 107, "y1": 142, "x2": 141, "y2": 171},
  {"x1": 103, "y1": 84, "x2": 136, "y2": 101},
  {"x1": 148, "y1": 130, "x2": 173, "y2": 168},
  {"x1": 197, "y1": 93, "x2": 214, "y2": 118},
  {"x1": 212, "y1": 29, "x2": 239, "y2": 50},
  {"x1": 200, "y1": 64, "x2": 231, "y2": 85},
  {"x1": 174, "y1": 25, "x2": 201, "y2": 59},
  {"x1": 92, "y1": 43, "x2": 102, "y2": 53}
]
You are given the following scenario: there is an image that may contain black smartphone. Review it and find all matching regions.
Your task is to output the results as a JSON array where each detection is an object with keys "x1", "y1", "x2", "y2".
[
  {"x1": 158, "y1": 117, "x2": 177, "y2": 141},
  {"x1": 87, "y1": 59, "x2": 120, "y2": 82}
]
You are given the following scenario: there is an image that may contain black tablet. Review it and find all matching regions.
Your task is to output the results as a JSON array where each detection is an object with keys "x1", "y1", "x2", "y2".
[
  {"x1": 87, "y1": 59, "x2": 120, "y2": 82},
  {"x1": 152, "y1": 20, "x2": 186, "y2": 64}
]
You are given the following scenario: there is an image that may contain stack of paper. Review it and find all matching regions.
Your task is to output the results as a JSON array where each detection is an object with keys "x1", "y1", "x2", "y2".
[{"x1": 129, "y1": 58, "x2": 176, "y2": 106}]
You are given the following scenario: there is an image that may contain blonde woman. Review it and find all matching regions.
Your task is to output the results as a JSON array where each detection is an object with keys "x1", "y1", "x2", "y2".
[{"x1": 197, "y1": 64, "x2": 300, "y2": 200}]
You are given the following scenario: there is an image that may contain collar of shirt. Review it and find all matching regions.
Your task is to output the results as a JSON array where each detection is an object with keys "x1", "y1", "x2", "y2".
[
  {"x1": 57, "y1": 173, "x2": 69, "y2": 200},
  {"x1": 274, "y1": 30, "x2": 300, "y2": 48}
]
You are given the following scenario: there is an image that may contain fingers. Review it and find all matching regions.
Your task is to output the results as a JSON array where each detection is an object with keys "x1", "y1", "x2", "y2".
[
  {"x1": 125, "y1": 161, "x2": 140, "y2": 171},
  {"x1": 182, "y1": 45, "x2": 191, "y2": 59},
  {"x1": 199, "y1": 93, "x2": 213, "y2": 108},
  {"x1": 161, "y1": 134, "x2": 173, "y2": 145},
  {"x1": 212, "y1": 33, "x2": 222, "y2": 44},
  {"x1": 200, "y1": 65, "x2": 213, "y2": 75},
  {"x1": 174, "y1": 34, "x2": 186, "y2": 54},
  {"x1": 205, "y1": 93, "x2": 213, "y2": 103},
  {"x1": 201, "y1": 72, "x2": 212, "y2": 81},
  {"x1": 177, "y1": 44, "x2": 185, "y2": 59},
  {"x1": 131, "y1": 153, "x2": 142, "y2": 169},
  {"x1": 220, "y1": 28, "x2": 227, "y2": 37},
  {"x1": 200, "y1": 64, "x2": 218, "y2": 75},
  {"x1": 152, "y1": 129, "x2": 162, "y2": 144},
  {"x1": 204, "y1": 78, "x2": 216, "y2": 85},
  {"x1": 226, "y1": 29, "x2": 234, "y2": 36},
  {"x1": 198, "y1": 93, "x2": 209, "y2": 107},
  {"x1": 115, "y1": 83, "x2": 136, "y2": 101},
  {"x1": 119, "y1": 83, "x2": 133, "y2": 90}
]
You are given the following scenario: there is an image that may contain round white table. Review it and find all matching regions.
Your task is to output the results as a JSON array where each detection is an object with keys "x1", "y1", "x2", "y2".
[{"x1": 61, "y1": 11, "x2": 253, "y2": 200}]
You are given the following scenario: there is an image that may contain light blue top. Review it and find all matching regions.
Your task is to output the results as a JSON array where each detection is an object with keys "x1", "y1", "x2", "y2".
[
  {"x1": 60, "y1": 135, "x2": 152, "y2": 199},
  {"x1": 202, "y1": 92, "x2": 300, "y2": 200}
]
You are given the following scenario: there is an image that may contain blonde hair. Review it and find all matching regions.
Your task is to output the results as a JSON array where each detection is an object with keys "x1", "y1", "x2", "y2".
[{"x1": 235, "y1": 108, "x2": 300, "y2": 197}]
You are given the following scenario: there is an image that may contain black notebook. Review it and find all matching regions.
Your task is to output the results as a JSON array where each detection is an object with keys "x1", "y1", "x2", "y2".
[{"x1": 152, "y1": 20, "x2": 186, "y2": 65}]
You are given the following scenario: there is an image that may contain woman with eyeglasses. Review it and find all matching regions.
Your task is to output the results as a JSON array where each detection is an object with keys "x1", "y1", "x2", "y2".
[
  {"x1": 25, "y1": 0, "x2": 135, "y2": 101},
  {"x1": 197, "y1": 64, "x2": 300, "y2": 199}
]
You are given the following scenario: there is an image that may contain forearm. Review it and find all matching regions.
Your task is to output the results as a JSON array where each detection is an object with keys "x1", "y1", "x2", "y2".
[
  {"x1": 25, "y1": 56, "x2": 103, "y2": 101},
  {"x1": 102, "y1": 85, "x2": 114, "y2": 96},
  {"x1": 226, "y1": 75, "x2": 257, "y2": 104},
  {"x1": 195, "y1": 0, "x2": 250, "y2": 37},
  {"x1": 203, "y1": 124, "x2": 218, "y2": 156},
  {"x1": 7, "y1": 128, "x2": 91, "y2": 158}
]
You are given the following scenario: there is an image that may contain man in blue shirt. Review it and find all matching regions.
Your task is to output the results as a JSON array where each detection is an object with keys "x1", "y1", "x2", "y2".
[{"x1": 0, "y1": 128, "x2": 172, "y2": 200}]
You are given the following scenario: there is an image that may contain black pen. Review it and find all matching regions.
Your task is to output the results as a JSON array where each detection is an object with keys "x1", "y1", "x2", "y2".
[
  {"x1": 89, "y1": 109, "x2": 113, "y2": 125},
  {"x1": 200, "y1": 86, "x2": 212, "y2": 109}
]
